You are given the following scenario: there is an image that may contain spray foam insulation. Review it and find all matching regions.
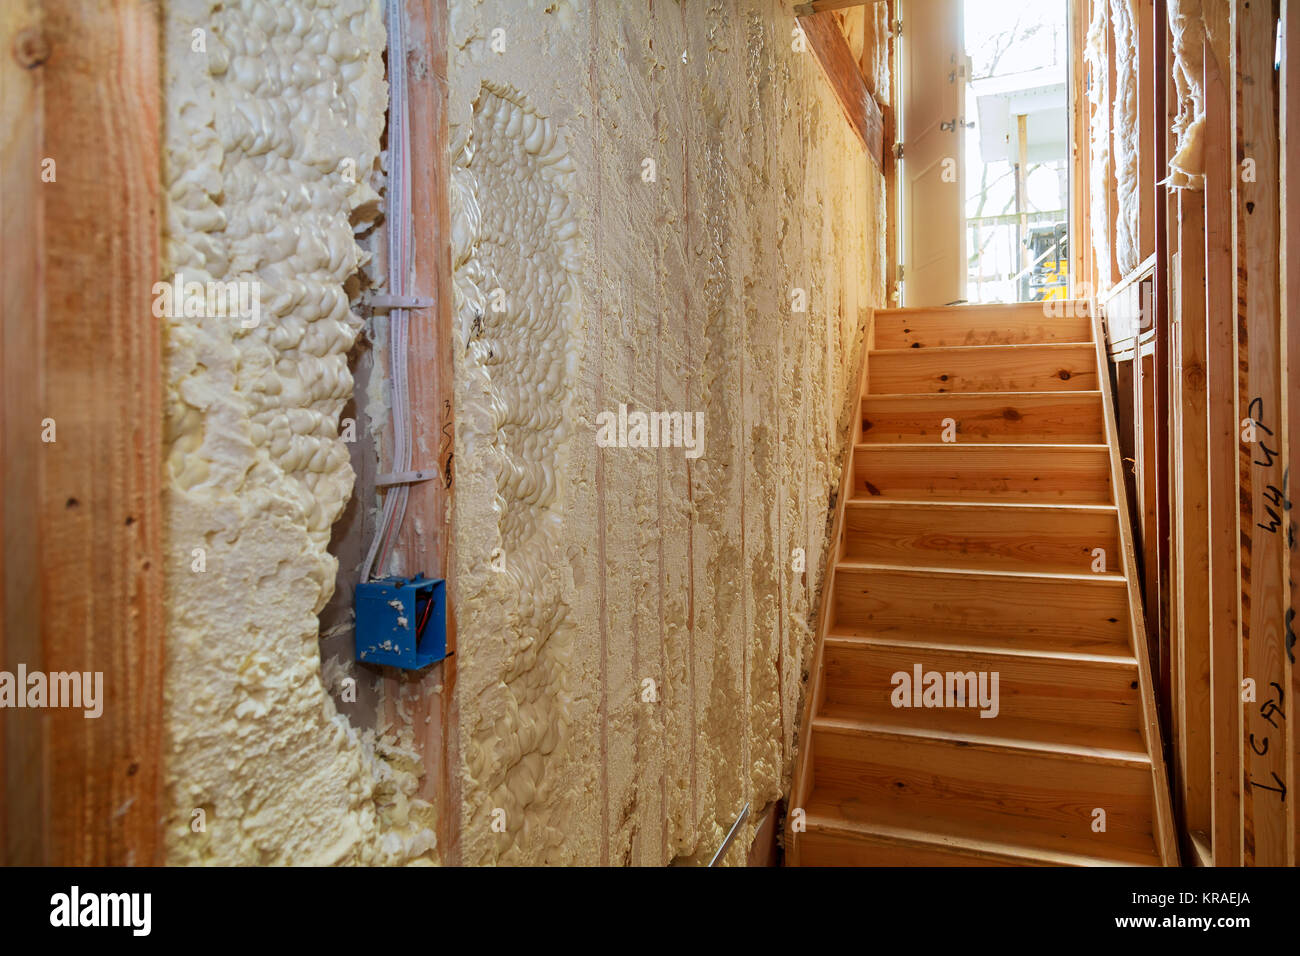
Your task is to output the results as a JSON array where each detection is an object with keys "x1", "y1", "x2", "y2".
[
  {"x1": 161, "y1": 0, "x2": 435, "y2": 865},
  {"x1": 447, "y1": 0, "x2": 884, "y2": 865},
  {"x1": 160, "y1": 0, "x2": 884, "y2": 866}
]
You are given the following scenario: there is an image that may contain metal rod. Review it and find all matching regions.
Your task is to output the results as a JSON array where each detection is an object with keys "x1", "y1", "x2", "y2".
[{"x1": 707, "y1": 802, "x2": 751, "y2": 867}]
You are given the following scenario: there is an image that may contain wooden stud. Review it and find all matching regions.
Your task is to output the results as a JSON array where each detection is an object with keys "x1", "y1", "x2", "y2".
[
  {"x1": 374, "y1": 0, "x2": 460, "y2": 865},
  {"x1": 1150, "y1": 0, "x2": 1172, "y2": 751},
  {"x1": 1069, "y1": 0, "x2": 1090, "y2": 291},
  {"x1": 1, "y1": 0, "x2": 165, "y2": 865},
  {"x1": 1173, "y1": 189, "x2": 1212, "y2": 843},
  {"x1": 1203, "y1": 33, "x2": 1243, "y2": 867},
  {"x1": 1105, "y1": 6, "x2": 1121, "y2": 289},
  {"x1": 1235, "y1": 0, "x2": 1287, "y2": 867},
  {"x1": 1280, "y1": 0, "x2": 1300, "y2": 868},
  {"x1": 883, "y1": 0, "x2": 899, "y2": 303}
]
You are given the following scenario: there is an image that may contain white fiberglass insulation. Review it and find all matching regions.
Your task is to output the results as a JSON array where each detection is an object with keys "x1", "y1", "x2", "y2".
[
  {"x1": 1109, "y1": 0, "x2": 1140, "y2": 274},
  {"x1": 161, "y1": 0, "x2": 435, "y2": 864},
  {"x1": 1167, "y1": 0, "x2": 1231, "y2": 190},
  {"x1": 447, "y1": 0, "x2": 884, "y2": 864},
  {"x1": 1086, "y1": 1, "x2": 1113, "y2": 278}
]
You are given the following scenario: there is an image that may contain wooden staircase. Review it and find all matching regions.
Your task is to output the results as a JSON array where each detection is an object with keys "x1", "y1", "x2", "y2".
[{"x1": 787, "y1": 301, "x2": 1178, "y2": 867}]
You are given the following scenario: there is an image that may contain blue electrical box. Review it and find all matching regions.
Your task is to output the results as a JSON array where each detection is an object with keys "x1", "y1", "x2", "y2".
[{"x1": 354, "y1": 575, "x2": 446, "y2": 670}]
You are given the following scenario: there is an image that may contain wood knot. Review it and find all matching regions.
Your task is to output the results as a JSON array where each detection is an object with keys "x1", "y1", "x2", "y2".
[{"x1": 13, "y1": 27, "x2": 50, "y2": 69}]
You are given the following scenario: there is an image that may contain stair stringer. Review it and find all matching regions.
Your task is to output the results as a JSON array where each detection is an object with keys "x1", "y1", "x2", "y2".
[
  {"x1": 785, "y1": 308, "x2": 875, "y2": 866},
  {"x1": 1090, "y1": 303, "x2": 1180, "y2": 866}
]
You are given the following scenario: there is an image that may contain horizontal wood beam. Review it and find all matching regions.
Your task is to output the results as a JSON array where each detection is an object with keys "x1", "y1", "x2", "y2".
[
  {"x1": 795, "y1": 0, "x2": 873, "y2": 14},
  {"x1": 798, "y1": 11, "x2": 885, "y2": 170}
]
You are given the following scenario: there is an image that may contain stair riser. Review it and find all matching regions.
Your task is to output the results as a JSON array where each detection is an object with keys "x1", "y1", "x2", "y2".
[
  {"x1": 832, "y1": 566, "x2": 1132, "y2": 654},
  {"x1": 860, "y1": 393, "x2": 1105, "y2": 444},
  {"x1": 812, "y1": 730, "x2": 1156, "y2": 856},
  {"x1": 823, "y1": 642, "x2": 1141, "y2": 730},
  {"x1": 873, "y1": 306, "x2": 1093, "y2": 350},
  {"x1": 868, "y1": 345, "x2": 1098, "y2": 394},
  {"x1": 843, "y1": 503, "x2": 1121, "y2": 574},
  {"x1": 853, "y1": 445, "x2": 1113, "y2": 503}
]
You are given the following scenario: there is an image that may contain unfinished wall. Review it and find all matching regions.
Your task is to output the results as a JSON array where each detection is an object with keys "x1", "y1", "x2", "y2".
[
  {"x1": 160, "y1": 0, "x2": 434, "y2": 865},
  {"x1": 446, "y1": 0, "x2": 884, "y2": 865}
]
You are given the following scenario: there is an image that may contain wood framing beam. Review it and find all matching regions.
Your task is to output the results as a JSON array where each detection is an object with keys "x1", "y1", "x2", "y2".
[
  {"x1": 1281, "y1": 0, "x2": 1300, "y2": 869},
  {"x1": 1104, "y1": 7, "x2": 1121, "y2": 288},
  {"x1": 1, "y1": 0, "x2": 165, "y2": 865},
  {"x1": 794, "y1": 1, "x2": 873, "y2": 15},
  {"x1": 883, "y1": 1, "x2": 898, "y2": 303},
  {"x1": 1173, "y1": 189, "x2": 1212, "y2": 845},
  {"x1": 1202, "y1": 33, "x2": 1243, "y2": 867},
  {"x1": 1150, "y1": 0, "x2": 1171, "y2": 747},
  {"x1": 1235, "y1": 0, "x2": 1286, "y2": 868},
  {"x1": 1069, "y1": 0, "x2": 1090, "y2": 292},
  {"x1": 1137, "y1": 348, "x2": 1158, "y2": 652},
  {"x1": 797, "y1": 11, "x2": 885, "y2": 169},
  {"x1": 377, "y1": 0, "x2": 460, "y2": 865}
]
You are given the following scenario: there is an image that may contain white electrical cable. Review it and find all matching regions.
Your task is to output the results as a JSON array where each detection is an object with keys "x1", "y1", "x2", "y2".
[{"x1": 360, "y1": 0, "x2": 414, "y2": 583}]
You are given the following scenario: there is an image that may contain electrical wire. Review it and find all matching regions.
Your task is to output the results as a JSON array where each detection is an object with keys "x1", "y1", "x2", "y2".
[{"x1": 360, "y1": 0, "x2": 413, "y2": 583}]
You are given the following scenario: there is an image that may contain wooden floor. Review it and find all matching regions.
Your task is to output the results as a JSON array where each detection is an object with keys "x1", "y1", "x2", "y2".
[{"x1": 787, "y1": 301, "x2": 1178, "y2": 866}]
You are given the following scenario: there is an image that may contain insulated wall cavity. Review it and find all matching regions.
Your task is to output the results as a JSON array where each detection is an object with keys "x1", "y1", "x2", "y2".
[
  {"x1": 447, "y1": 0, "x2": 884, "y2": 865},
  {"x1": 1167, "y1": 0, "x2": 1232, "y2": 189},
  {"x1": 1109, "y1": 0, "x2": 1140, "y2": 273},
  {"x1": 1086, "y1": 1, "x2": 1113, "y2": 279},
  {"x1": 160, "y1": 0, "x2": 433, "y2": 865}
]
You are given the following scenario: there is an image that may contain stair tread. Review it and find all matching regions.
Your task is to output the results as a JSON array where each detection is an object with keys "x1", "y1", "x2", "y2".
[
  {"x1": 864, "y1": 389, "x2": 1104, "y2": 397},
  {"x1": 857, "y1": 442, "x2": 1110, "y2": 450},
  {"x1": 825, "y1": 628, "x2": 1138, "y2": 665},
  {"x1": 802, "y1": 792, "x2": 1161, "y2": 867},
  {"x1": 813, "y1": 707, "x2": 1150, "y2": 766},
  {"x1": 847, "y1": 495, "x2": 1116, "y2": 511},
  {"x1": 875, "y1": 301, "x2": 1093, "y2": 315},
  {"x1": 845, "y1": 498, "x2": 1118, "y2": 513},
  {"x1": 835, "y1": 559, "x2": 1127, "y2": 585},
  {"x1": 871, "y1": 342, "x2": 1092, "y2": 356},
  {"x1": 863, "y1": 390, "x2": 1103, "y2": 404}
]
